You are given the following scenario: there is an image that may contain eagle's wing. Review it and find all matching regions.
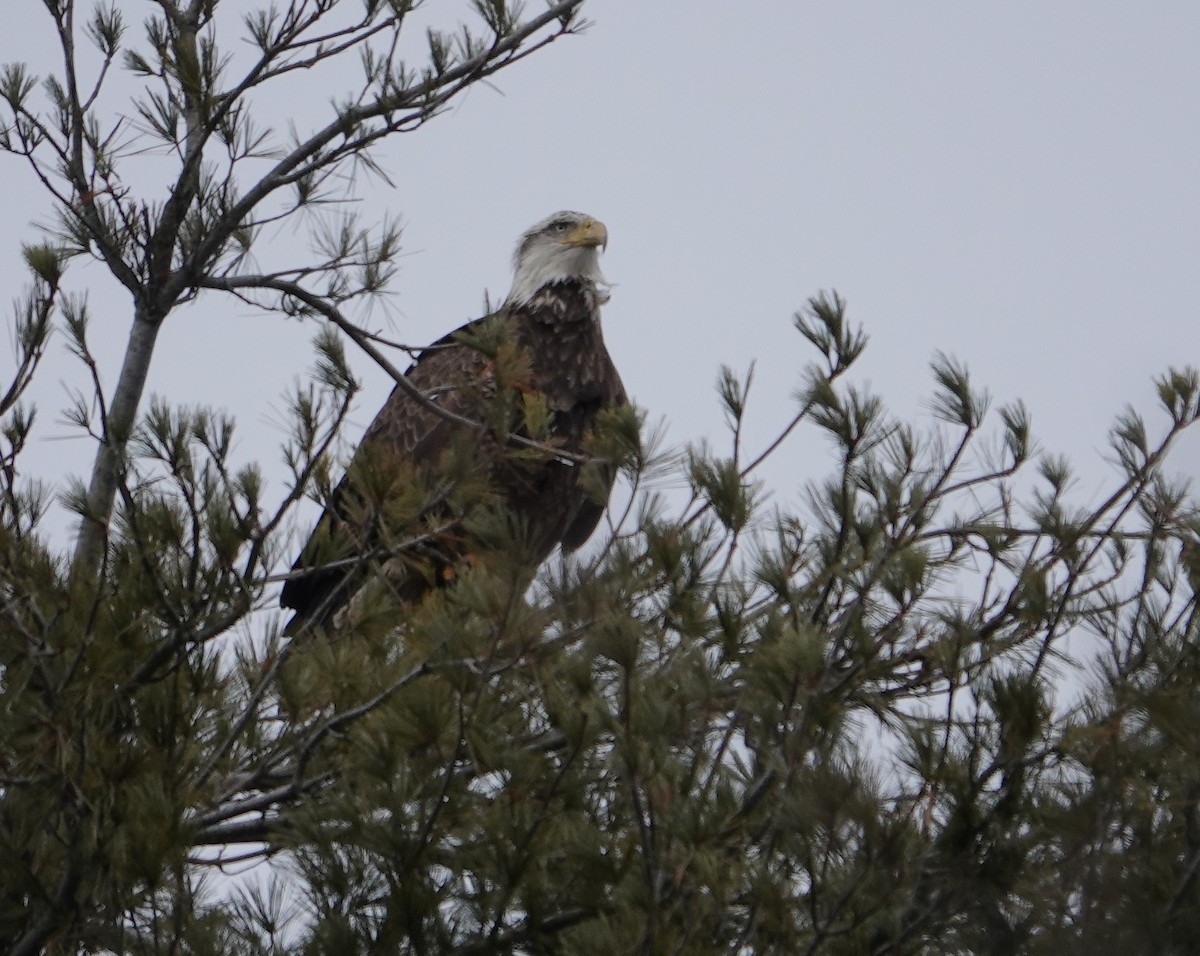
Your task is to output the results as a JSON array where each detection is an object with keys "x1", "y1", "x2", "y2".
[
  {"x1": 281, "y1": 326, "x2": 495, "y2": 628},
  {"x1": 559, "y1": 498, "x2": 606, "y2": 553}
]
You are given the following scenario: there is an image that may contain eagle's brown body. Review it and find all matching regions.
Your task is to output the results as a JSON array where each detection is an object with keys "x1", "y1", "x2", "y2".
[{"x1": 281, "y1": 274, "x2": 626, "y2": 633}]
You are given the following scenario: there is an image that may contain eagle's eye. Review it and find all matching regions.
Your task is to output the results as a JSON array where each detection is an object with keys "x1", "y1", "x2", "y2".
[{"x1": 550, "y1": 220, "x2": 571, "y2": 233}]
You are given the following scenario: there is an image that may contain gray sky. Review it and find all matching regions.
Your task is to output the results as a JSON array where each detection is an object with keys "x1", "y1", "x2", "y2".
[{"x1": 4, "y1": 0, "x2": 1199, "y2": 549}]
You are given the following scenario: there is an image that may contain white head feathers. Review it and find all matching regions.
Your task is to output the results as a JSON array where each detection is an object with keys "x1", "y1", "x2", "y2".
[{"x1": 504, "y1": 211, "x2": 610, "y2": 308}]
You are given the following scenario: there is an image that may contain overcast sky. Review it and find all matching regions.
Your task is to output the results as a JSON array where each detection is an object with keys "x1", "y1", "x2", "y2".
[{"x1": 4, "y1": 0, "x2": 1199, "y2": 553}]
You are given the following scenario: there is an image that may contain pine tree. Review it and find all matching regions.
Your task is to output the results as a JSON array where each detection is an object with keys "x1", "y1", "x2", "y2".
[{"x1": 4, "y1": 2, "x2": 1200, "y2": 953}]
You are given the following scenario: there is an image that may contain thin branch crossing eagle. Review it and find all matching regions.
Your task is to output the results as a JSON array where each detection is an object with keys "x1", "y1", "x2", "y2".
[{"x1": 282, "y1": 211, "x2": 628, "y2": 634}]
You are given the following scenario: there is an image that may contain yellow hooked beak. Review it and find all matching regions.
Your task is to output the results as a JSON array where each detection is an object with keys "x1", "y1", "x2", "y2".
[{"x1": 562, "y1": 218, "x2": 608, "y2": 251}]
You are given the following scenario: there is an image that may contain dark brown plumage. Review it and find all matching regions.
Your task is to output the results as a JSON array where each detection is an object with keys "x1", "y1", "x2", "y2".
[{"x1": 281, "y1": 212, "x2": 626, "y2": 634}]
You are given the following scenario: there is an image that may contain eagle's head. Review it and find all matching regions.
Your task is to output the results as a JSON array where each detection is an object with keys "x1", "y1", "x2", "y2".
[{"x1": 505, "y1": 210, "x2": 609, "y2": 308}]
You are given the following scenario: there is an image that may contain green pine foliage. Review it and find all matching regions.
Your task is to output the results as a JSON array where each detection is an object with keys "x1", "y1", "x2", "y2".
[{"x1": 5, "y1": 289, "x2": 1200, "y2": 953}]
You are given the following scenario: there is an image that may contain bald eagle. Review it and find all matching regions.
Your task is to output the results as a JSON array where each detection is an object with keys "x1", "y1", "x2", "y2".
[{"x1": 281, "y1": 211, "x2": 627, "y2": 634}]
